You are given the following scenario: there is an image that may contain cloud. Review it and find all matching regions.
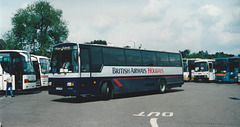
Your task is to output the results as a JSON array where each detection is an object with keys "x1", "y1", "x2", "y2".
[
  {"x1": 92, "y1": 14, "x2": 117, "y2": 34},
  {"x1": 225, "y1": 7, "x2": 240, "y2": 33},
  {"x1": 20, "y1": 2, "x2": 29, "y2": 9},
  {"x1": 141, "y1": 0, "x2": 169, "y2": 22},
  {"x1": 199, "y1": 4, "x2": 222, "y2": 16},
  {"x1": 197, "y1": 4, "x2": 222, "y2": 28}
]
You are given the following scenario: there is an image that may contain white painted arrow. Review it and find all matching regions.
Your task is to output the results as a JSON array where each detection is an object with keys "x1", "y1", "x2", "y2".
[{"x1": 150, "y1": 118, "x2": 159, "y2": 127}]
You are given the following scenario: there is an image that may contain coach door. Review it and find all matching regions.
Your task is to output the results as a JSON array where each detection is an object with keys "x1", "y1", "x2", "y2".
[
  {"x1": 209, "y1": 62, "x2": 215, "y2": 80},
  {"x1": 0, "y1": 64, "x2": 3, "y2": 90},
  {"x1": 80, "y1": 47, "x2": 91, "y2": 78}
]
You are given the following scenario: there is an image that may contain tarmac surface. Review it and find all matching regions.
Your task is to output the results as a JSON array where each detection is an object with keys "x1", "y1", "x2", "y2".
[{"x1": 0, "y1": 82, "x2": 240, "y2": 127}]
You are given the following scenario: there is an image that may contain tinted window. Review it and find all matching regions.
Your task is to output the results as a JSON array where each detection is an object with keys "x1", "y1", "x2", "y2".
[
  {"x1": 142, "y1": 51, "x2": 157, "y2": 66},
  {"x1": 169, "y1": 54, "x2": 181, "y2": 67},
  {"x1": 156, "y1": 52, "x2": 169, "y2": 66},
  {"x1": 102, "y1": 48, "x2": 125, "y2": 66},
  {"x1": 80, "y1": 48, "x2": 90, "y2": 72},
  {"x1": 125, "y1": 50, "x2": 142, "y2": 66},
  {"x1": 90, "y1": 47, "x2": 103, "y2": 72}
]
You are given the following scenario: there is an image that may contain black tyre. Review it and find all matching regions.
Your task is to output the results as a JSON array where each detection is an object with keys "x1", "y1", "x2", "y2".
[
  {"x1": 159, "y1": 79, "x2": 166, "y2": 94},
  {"x1": 101, "y1": 82, "x2": 113, "y2": 100}
]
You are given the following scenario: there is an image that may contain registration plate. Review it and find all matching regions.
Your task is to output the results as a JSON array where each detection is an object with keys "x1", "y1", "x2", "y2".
[{"x1": 56, "y1": 87, "x2": 63, "y2": 90}]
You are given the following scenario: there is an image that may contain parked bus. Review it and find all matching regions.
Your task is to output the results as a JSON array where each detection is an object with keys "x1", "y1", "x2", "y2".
[
  {"x1": 193, "y1": 59, "x2": 215, "y2": 82},
  {"x1": 183, "y1": 58, "x2": 195, "y2": 81},
  {"x1": 48, "y1": 43, "x2": 184, "y2": 99},
  {"x1": 31, "y1": 55, "x2": 50, "y2": 87},
  {"x1": 238, "y1": 61, "x2": 240, "y2": 83},
  {"x1": 215, "y1": 57, "x2": 239, "y2": 82},
  {"x1": 0, "y1": 50, "x2": 36, "y2": 91}
]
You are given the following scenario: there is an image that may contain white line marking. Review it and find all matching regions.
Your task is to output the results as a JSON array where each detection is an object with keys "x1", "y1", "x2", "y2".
[
  {"x1": 150, "y1": 118, "x2": 159, "y2": 127},
  {"x1": 133, "y1": 112, "x2": 145, "y2": 116},
  {"x1": 162, "y1": 112, "x2": 174, "y2": 117},
  {"x1": 147, "y1": 112, "x2": 161, "y2": 117}
]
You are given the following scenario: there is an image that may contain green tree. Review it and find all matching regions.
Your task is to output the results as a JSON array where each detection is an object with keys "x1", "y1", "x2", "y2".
[
  {"x1": 123, "y1": 46, "x2": 131, "y2": 48},
  {"x1": 215, "y1": 52, "x2": 234, "y2": 58},
  {"x1": 84, "y1": 40, "x2": 107, "y2": 45},
  {"x1": 180, "y1": 49, "x2": 236, "y2": 59},
  {"x1": 0, "y1": 39, "x2": 4, "y2": 50},
  {"x1": 179, "y1": 49, "x2": 190, "y2": 58},
  {"x1": 2, "y1": 30, "x2": 21, "y2": 50},
  {"x1": 3, "y1": 1, "x2": 68, "y2": 57}
]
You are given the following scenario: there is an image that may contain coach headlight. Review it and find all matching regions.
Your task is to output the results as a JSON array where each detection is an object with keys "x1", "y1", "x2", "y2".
[
  {"x1": 67, "y1": 82, "x2": 74, "y2": 87},
  {"x1": 48, "y1": 82, "x2": 52, "y2": 86}
]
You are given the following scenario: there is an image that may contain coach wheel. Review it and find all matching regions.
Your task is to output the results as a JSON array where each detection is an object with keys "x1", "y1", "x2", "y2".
[
  {"x1": 101, "y1": 82, "x2": 113, "y2": 99},
  {"x1": 159, "y1": 79, "x2": 166, "y2": 94}
]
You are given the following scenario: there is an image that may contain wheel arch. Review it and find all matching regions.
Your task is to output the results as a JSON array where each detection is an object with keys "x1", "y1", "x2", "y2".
[
  {"x1": 99, "y1": 80, "x2": 113, "y2": 94},
  {"x1": 158, "y1": 78, "x2": 167, "y2": 93}
]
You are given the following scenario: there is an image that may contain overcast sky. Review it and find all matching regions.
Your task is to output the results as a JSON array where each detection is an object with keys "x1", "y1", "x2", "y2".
[{"x1": 0, "y1": 0, "x2": 240, "y2": 55}]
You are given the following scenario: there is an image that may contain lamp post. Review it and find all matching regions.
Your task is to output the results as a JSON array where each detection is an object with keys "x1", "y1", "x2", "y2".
[{"x1": 130, "y1": 40, "x2": 135, "y2": 48}]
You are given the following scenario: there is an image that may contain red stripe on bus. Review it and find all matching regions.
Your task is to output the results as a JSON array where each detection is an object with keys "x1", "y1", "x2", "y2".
[
  {"x1": 113, "y1": 75, "x2": 182, "y2": 87},
  {"x1": 117, "y1": 75, "x2": 182, "y2": 80},
  {"x1": 113, "y1": 79, "x2": 123, "y2": 87},
  {"x1": 41, "y1": 75, "x2": 48, "y2": 78}
]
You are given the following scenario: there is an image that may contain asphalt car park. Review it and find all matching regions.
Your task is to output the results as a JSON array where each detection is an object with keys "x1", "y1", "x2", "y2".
[{"x1": 0, "y1": 82, "x2": 240, "y2": 127}]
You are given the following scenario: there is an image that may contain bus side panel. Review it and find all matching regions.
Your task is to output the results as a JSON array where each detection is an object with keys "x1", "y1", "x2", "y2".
[
  {"x1": 165, "y1": 76, "x2": 184, "y2": 88},
  {"x1": 49, "y1": 75, "x2": 184, "y2": 96},
  {"x1": 215, "y1": 75, "x2": 226, "y2": 82},
  {"x1": 22, "y1": 75, "x2": 36, "y2": 90},
  {"x1": 232, "y1": 68, "x2": 238, "y2": 82},
  {"x1": 112, "y1": 75, "x2": 183, "y2": 95},
  {"x1": 216, "y1": 72, "x2": 238, "y2": 83},
  {"x1": 49, "y1": 78, "x2": 77, "y2": 96},
  {"x1": 0, "y1": 75, "x2": 2, "y2": 91},
  {"x1": 111, "y1": 77, "x2": 156, "y2": 94},
  {"x1": 40, "y1": 75, "x2": 49, "y2": 86},
  {"x1": 238, "y1": 72, "x2": 240, "y2": 83},
  {"x1": 49, "y1": 77, "x2": 101, "y2": 96},
  {"x1": 0, "y1": 64, "x2": 2, "y2": 90}
]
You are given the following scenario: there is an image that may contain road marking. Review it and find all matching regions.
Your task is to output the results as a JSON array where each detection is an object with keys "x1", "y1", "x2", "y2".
[
  {"x1": 147, "y1": 112, "x2": 161, "y2": 117},
  {"x1": 133, "y1": 111, "x2": 173, "y2": 127},
  {"x1": 150, "y1": 118, "x2": 159, "y2": 127},
  {"x1": 133, "y1": 112, "x2": 145, "y2": 116},
  {"x1": 133, "y1": 112, "x2": 174, "y2": 117},
  {"x1": 162, "y1": 112, "x2": 174, "y2": 117}
]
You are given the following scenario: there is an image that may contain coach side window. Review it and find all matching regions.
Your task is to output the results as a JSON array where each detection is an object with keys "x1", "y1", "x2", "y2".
[
  {"x1": 102, "y1": 48, "x2": 125, "y2": 66},
  {"x1": 125, "y1": 50, "x2": 142, "y2": 66},
  {"x1": 80, "y1": 48, "x2": 90, "y2": 72},
  {"x1": 90, "y1": 47, "x2": 103, "y2": 72},
  {"x1": 169, "y1": 54, "x2": 181, "y2": 67},
  {"x1": 142, "y1": 51, "x2": 157, "y2": 66},
  {"x1": 156, "y1": 52, "x2": 169, "y2": 66}
]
